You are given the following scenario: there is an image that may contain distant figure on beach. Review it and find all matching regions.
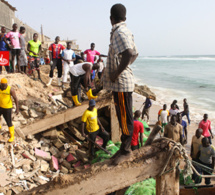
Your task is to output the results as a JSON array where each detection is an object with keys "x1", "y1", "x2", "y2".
[
  {"x1": 84, "y1": 43, "x2": 107, "y2": 80},
  {"x1": 171, "y1": 100, "x2": 179, "y2": 110},
  {"x1": 158, "y1": 104, "x2": 169, "y2": 136},
  {"x1": 141, "y1": 96, "x2": 152, "y2": 123},
  {"x1": 4, "y1": 23, "x2": 21, "y2": 72},
  {"x1": 176, "y1": 113, "x2": 187, "y2": 145},
  {"x1": 103, "y1": 3, "x2": 138, "y2": 165},
  {"x1": 0, "y1": 26, "x2": 10, "y2": 73},
  {"x1": 61, "y1": 42, "x2": 76, "y2": 89},
  {"x1": 169, "y1": 104, "x2": 179, "y2": 116},
  {"x1": 19, "y1": 26, "x2": 27, "y2": 73},
  {"x1": 47, "y1": 36, "x2": 65, "y2": 86},
  {"x1": 199, "y1": 114, "x2": 213, "y2": 144},
  {"x1": 190, "y1": 128, "x2": 203, "y2": 183},
  {"x1": 164, "y1": 115, "x2": 183, "y2": 144},
  {"x1": 131, "y1": 110, "x2": 144, "y2": 151},
  {"x1": 27, "y1": 33, "x2": 42, "y2": 80},
  {"x1": 181, "y1": 98, "x2": 190, "y2": 125},
  {"x1": 97, "y1": 56, "x2": 104, "y2": 79},
  {"x1": 196, "y1": 137, "x2": 215, "y2": 185}
]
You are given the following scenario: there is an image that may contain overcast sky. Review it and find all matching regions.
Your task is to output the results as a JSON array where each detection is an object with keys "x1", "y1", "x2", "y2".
[{"x1": 9, "y1": 0, "x2": 215, "y2": 56}]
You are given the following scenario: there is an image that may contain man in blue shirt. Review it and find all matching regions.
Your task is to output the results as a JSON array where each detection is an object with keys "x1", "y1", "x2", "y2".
[
  {"x1": 141, "y1": 96, "x2": 152, "y2": 123},
  {"x1": 177, "y1": 113, "x2": 187, "y2": 145}
]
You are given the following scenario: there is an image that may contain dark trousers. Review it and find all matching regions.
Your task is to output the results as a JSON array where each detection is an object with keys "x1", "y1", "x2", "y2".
[
  {"x1": 70, "y1": 73, "x2": 86, "y2": 96},
  {"x1": 131, "y1": 145, "x2": 139, "y2": 151},
  {"x1": 0, "y1": 108, "x2": 12, "y2": 127},
  {"x1": 113, "y1": 92, "x2": 133, "y2": 154},
  {"x1": 98, "y1": 72, "x2": 102, "y2": 79},
  {"x1": 88, "y1": 128, "x2": 109, "y2": 156},
  {"x1": 207, "y1": 136, "x2": 212, "y2": 145},
  {"x1": 195, "y1": 159, "x2": 213, "y2": 185},
  {"x1": 49, "y1": 59, "x2": 62, "y2": 78},
  {"x1": 182, "y1": 111, "x2": 191, "y2": 124}
]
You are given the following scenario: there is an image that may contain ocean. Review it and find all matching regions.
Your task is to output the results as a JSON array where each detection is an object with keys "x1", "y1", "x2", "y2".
[{"x1": 132, "y1": 55, "x2": 215, "y2": 124}]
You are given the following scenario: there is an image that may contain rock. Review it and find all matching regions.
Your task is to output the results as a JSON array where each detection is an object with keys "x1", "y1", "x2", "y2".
[
  {"x1": 66, "y1": 153, "x2": 77, "y2": 163},
  {"x1": 20, "y1": 105, "x2": 28, "y2": 110},
  {"x1": 35, "y1": 148, "x2": 51, "y2": 161},
  {"x1": 50, "y1": 156, "x2": 59, "y2": 171},
  {"x1": 62, "y1": 160, "x2": 71, "y2": 170},
  {"x1": 52, "y1": 139, "x2": 64, "y2": 149},
  {"x1": 76, "y1": 149, "x2": 89, "y2": 163},
  {"x1": 22, "y1": 163, "x2": 31, "y2": 173},
  {"x1": 33, "y1": 160, "x2": 41, "y2": 169},
  {"x1": 29, "y1": 109, "x2": 38, "y2": 118},
  {"x1": 49, "y1": 146, "x2": 60, "y2": 157},
  {"x1": 26, "y1": 134, "x2": 34, "y2": 140},
  {"x1": 40, "y1": 160, "x2": 49, "y2": 172},
  {"x1": 42, "y1": 128, "x2": 58, "y2": 140},
  {"x1": 60, "y1": 166, "x2": 68, "y2": 174},
  {"x1": 21, "y1": 110, "x2": 29, "y2": 118}
]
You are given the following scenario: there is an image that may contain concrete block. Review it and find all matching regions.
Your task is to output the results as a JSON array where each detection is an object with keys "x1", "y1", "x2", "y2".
[
  {"x1": 61, "y1": 151, "x2": 69, "y2": 159},
  {"x1": 76, "y1": 149, "x2": 89, "y2": 163},
  {"x1": 42, "y1": 128, "x2": 58, "y2": 140},
  {"x1": 68, "y1": 126, "x2": 85, "y2": 141},
  {"x1": 33, "y1": 160, "x2": 41, "y2": 169},
  {"x1": 50, "y1": 156, "x2": 59, "y2": 171},
  {"x1": 60, "y1": 166, "x2": 68, "y2": 174},
  {"x1": 49, "y1": 146, "x2": 60, "y2": 157},
  {"x1": 22, "y1": 151, "x2": 36, "y2": 161},
  {"x1": 22, "y1": 163, "x2": 31, "y2": 173},
  {"x1": 20, "y1": 105, "x2": 28, "y2": 110},
  {"x1": 62, "y1": 160, "x2": 71, "y2": 170},
  {"x1": 29, "y1": 109, "x2": 38, "y2": 118},
  {"x1": 41, "y1": 146, "x2": 50, "y2": 152},
  {"x1": 52, "y1": 139, "x2": 64, "y2": 149},
  {"x1": 35, "y1": 148, "x2": 51, "y2": 161},
  {"x1": 69, "y1": 145, "x2": 78, "y2": 152},
  {"x1": 40, "y1": 160, "x2": 49, "y2": 172}
]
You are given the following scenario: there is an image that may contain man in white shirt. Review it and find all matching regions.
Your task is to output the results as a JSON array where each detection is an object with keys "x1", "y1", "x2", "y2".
[
  {"x1": 61, "y1": 42, "x2": 76, "y2": 89},
  {"x1": 158, "y1": 104, "x2": 169, "y2": 135},
  {"x1": 169, "y1": 104, "x2": 179, "y2": 116}
]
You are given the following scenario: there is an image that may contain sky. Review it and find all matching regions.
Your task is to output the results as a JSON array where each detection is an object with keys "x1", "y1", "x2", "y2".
[{"x1": 8, "y1": 0, "x2": 215, "y2": 56}]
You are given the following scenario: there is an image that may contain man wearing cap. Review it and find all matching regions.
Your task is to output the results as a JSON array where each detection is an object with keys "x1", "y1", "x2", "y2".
[
  {"x1": 0, "y1": 78, "x2": 19, "y2": 142},
  {"x1": 81, "y1": 100, "x2": 109, "y2": 159}
]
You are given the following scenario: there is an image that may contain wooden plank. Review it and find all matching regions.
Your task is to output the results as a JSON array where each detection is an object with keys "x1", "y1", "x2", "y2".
[
  {"x1": 20, "y1": 98, "x2": 111, "y2": 138},
  {"x1": 21, "y1": 140, "x2": 179, "y2": 195},
  {"x1": 110, "y1": 100, "x2": 121, "y2": 142}
]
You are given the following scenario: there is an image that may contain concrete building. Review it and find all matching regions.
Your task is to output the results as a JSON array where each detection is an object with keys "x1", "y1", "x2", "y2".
[{"x1": 0, "y1": 0, "x2": 50, "y2": 42}]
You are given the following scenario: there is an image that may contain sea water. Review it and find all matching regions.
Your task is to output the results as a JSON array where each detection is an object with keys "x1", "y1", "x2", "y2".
[{"x1": 132, "y1": 55, "x2": 215, "y2": 124}]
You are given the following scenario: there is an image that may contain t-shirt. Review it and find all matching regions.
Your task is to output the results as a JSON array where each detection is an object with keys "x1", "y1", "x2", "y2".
[
  {"x1": 131, "y1": 120, "x2": 144, "y2": 146},
  {"x1": 169, "y1": 109, "x2": 179, "y2": 116},
  {"x1": 0, "y1": 34, "x2": 8, "y2": 51},
  {"x1": 183, "y1": 102, "x2": 189, "y2": 114},
  {"x1": 74, "y1": 55, "x2": 82, "y2": 64},
  {"x1": 70, "y1": 62, "x2": 92, "y2": 77},
  {"x1": 84, "y1": 49, "x2": 100, "y2": 63},
  {"x1": 5, "y1": 31, "x2": 20, "y2": 49},
  {"x1": 49, "y1": 43, "x2": 65, "y2": 59},
  {"x1": 144, "y1": 98, "x2": 152, "y2": 109},
  {"x1": 158, "y1": 109, "x2": 169, "y2": 123},
  {"x1": 97, "y1": 60, "x2": 104, "y2": 72},
  {"x1": 199, "y1": 120, "x2": 211, "y2": 137},
  {"x1": 191, "y1": 135, "x2": 203, "y2": 159},
  {"x1": 199, "y1": 145, "x2": 215, "y2": 164},
  {"x1": 164, "y1": 123, "x2": 183, "y2": 143},
  {"x1": 28, "y1": 40, "x2": 41, "y2": 57},
  {"x1": 181, "y1": 120, "x2": 187, "y2": 138},
  {"x1": 81, "y1": 108, "x2": 99, "y2": 133},
  {"x1": 20, "y1": 34, "x2": 26, "y2": 50}
]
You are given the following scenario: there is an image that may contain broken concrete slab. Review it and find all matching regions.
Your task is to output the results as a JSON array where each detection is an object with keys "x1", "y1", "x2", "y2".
[
  {"x1": 35, "y1": 148, "x2": 51, "y2": 161},
  {"x1": 52, "y1": 139, "x2": 64, "y2": 149},
  {"x1": 40, "y1": 160, "x2": 49, "y2": 172},
  {"x1": 49, "y1": 146, "x2": 60, "y2": 158},
  {"x1": 75, "y1": 150, "x2": 89, "y2": 163},
  {"x1": 60, "y1": 166, "x2": 68, "y2": 174},
  {"x1": 42, "y1": 128, "x2": 58, "y2": 140},
  {"x1": 22, "y1": 151, "x2": 36, "y2": 161},
  {"x1": 29, "y1": 109, "x2": 38, "y2": 118},
  {"x1": 62, "y1": 160, "x2": 71, "y2": 170},
  {"x1": 67, "y1": 126, "x2": 85, "y2": 141}
]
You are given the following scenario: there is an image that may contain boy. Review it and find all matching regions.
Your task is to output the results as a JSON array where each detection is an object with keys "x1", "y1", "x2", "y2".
[
  {"x1": 81, "y1": 100, "x2": 109, "y2": 159},
  {"x1": 61, "y1": 42, "x2": 76, "y2": 89},
  {"x1": 4, "y1": 23, "x2": 21, "y2": 72},
  {"x1": 196, "y1": 137, "x2": 215, "y2": 185},
  {"x1": 19, "y1": 26, "x2": 27, "y2": 73},
  {"x1": 131, "y1": 110, "x2": 144, "y2": 151},
  {"x1": 158, "y1": 104, "x2": 169, "y2": 136}
]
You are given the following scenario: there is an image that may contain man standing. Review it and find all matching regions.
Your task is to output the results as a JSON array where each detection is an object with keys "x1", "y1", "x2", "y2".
[
  {"x1": 176, "y1": 113, "x2": 187, "y2": 145},
  {"x1": 97, "y1": 56, "x2": 104, "y2": 79},
  {"x1": 182, "y1": 98, "x2": 190, "y2": 125},
  {"x1": 131, "y1": 110, "x2": 144, "y2": 151},
  {"x1": 84, "y1": 43, "x2": 107, "y2": 80},
  {"x1": 27, "y1": 33, "x2": 42, "y2": 80},
  {"x1": 47, "y1": 36, "x2": 65, "y2": 86},
  {"x1": 164, "y1": 115, "x2": 183, "y2": 144},
  {"x1": 19, "y1": 27, "x2": 27, "y2": 73},
  {"x1": 158, "y1": 104, "x2": 169, "y2": 136},
  {"x1": 199, "y1": 114, "x2": 213, "y2": 144},
  {"x1": 103, "y1": 4, "x2": 138, "y2": 165},
  {"x1": 141, "y1": 96, "x2": 152, "y2": 123},
  {"x1": 0, "y1": 26, "x2": 10, "y2": 73},
  {"x1": 0, "y1": 78, "x2": 19, "y2": 142},
  {"x1": 70, "y1": 62, "x2": 99, "y2": 106},
  {"x1": 81, "y1": 99, "x2": 109, "y2": 160},
  {"x1": 4, "y1": 23, "x2": 21, "y2": 72},
  {"x1": 61, "y1": 42, "x2": 76, "y2": 89}
]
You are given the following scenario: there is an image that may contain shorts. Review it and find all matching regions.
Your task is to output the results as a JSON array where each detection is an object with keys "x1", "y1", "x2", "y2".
[
  {"x1": 19, "y1": 50, "x2": 27, "y2": 66},
  {"x1": 11, "y1": 49, "x2": 21, "y2": 56},
  {"x1": 28, "y1": 56, "x2": 40, "y2": 73},
  {"x1": 142, "y1": 108, "x2": 150, "y2": 115},
  {"x1": 161, "y1": 123, "x2": 168, "y2": 133}
]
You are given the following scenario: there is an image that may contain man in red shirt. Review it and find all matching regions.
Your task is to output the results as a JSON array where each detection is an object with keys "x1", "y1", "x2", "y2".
[
  {"x1": 131, "y1": 110, "x2": 144, "y2": 151},
  {"x1": 199, "y1": 114, "x2": 213, "y2": 144},
  {"x1": 47, "y1": 36, "x2": 65, "y2": 86}
]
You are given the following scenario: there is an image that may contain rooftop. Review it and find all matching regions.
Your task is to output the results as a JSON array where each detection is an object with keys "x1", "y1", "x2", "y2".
[{"x1": 1, "y1": 0, "x2": 17, "y2": 11}]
